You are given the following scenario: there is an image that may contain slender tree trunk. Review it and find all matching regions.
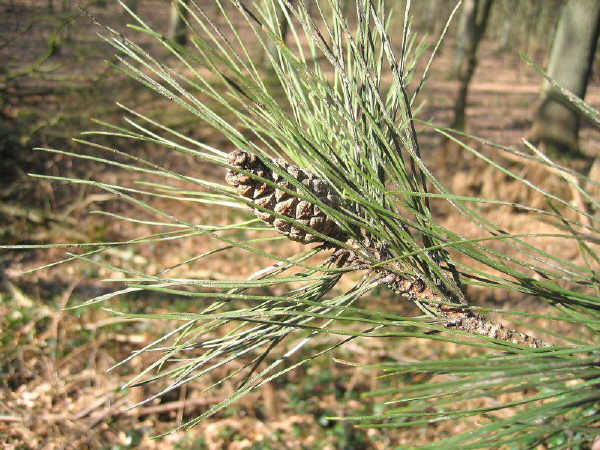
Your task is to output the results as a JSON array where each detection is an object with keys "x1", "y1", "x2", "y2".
[
  {"x1": 497, "y1": 17, "x2": 511, "y2": 51},
  {"x1": 418, "y1": 0, "x2": 442, "y2": 35},
  {"x1": 451, "y1": 0, "x2": 494, "y2": 130},
  {"x1": 168, "y1": 0, "x2": 190, "y2": 46},
  {"x1": 60, "y1": 0, "x2": 72, "y2": 43},
  {"x1": 530, "y1": 0, "x2": 600, "y2": 156},
  {"x1": 495, "y1": 0, "x2": 517, "y2": 52}
]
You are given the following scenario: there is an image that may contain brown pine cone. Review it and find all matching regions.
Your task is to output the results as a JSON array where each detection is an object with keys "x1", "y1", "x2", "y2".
[{"x1": 226, "y1": 149, "x2": 348, "y2": 244}]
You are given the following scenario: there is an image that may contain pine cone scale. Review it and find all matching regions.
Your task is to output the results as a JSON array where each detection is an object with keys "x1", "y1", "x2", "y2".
[
  {"x1": 296, "y1": 201, "x2": 312, "y2": 219},
  {"x1": 226, "y1": 149, "x2": 348, "y2": 244}
]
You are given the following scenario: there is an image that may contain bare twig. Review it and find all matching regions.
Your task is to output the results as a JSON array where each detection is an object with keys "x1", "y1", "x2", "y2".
[
  {"x1": 73, "y1": 392, "x2": 118, "y2": 420},
  {"x1": 77, "y1": 395, "x2": 223, "y2": 423},
  {"x1": 127, "y1": 396, "x2": 220, "y2": 417},
  {"x1": 0, "y1": 415, "x2": 23, "y2": 422}
]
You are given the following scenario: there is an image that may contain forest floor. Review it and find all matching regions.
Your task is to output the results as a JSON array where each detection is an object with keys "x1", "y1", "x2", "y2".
[{"x1": 2, "y1": 1, "x2": 600, "y2": 449}]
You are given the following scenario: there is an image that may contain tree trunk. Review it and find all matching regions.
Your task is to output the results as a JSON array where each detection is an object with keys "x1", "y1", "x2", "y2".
[
  {"x1": 418, "y1": 0, "x2": 442, "y2": 35},
  {"x1": 168, "y1": 0, "x2": 190, "y2": 46},
  {"x1": 530, "y1": 0, "x2": 600, "y2": 156},
  {"x1": 451, "y1": 0, "x2": 494, "y2": 131},
  {"x1": 495, "y1": 0, "x2": 517, "y2": 52}
]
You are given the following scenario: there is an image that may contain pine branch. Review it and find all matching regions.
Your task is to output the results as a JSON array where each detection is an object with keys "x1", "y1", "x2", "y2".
[
  {"x1": 14, "y1": 1, "x2": 598, "y2": 444},
  {"x1": 358, "y1": 248, "x2": 548, "y2": 348},
  {"x1": 226, "y1": 149, "x2": 549, "y2": 348}
]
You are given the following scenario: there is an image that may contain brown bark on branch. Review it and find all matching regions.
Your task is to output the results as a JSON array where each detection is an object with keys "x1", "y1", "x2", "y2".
[
  {"x1": 338, "y1": 243, "x2": 549, "y2": 348},
  {"x1": 381, "y1": 267, "x2": 547, "y2": 348}
]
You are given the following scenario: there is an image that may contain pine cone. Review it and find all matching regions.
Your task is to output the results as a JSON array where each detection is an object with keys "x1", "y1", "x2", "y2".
[{"x1": 226, "y1": 150, "x2": 348, "y2": 244}]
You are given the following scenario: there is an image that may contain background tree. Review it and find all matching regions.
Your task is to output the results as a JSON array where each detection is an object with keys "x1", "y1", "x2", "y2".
[
  {"x1": 493, "y1": 0, "x2": 516, "y2": 52},
  {"x1": 168, "y1": 0, "x2": 190, "y2": 46},
  {"x1": 413, "y1": 0, "x2": 444, "y2": 36},
  {"x1": 529, "y1": 0, "x2": 600, "y2": 156},
  {"x1": 451, "y1": 0, "x2": 494, "y2": 130}
]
